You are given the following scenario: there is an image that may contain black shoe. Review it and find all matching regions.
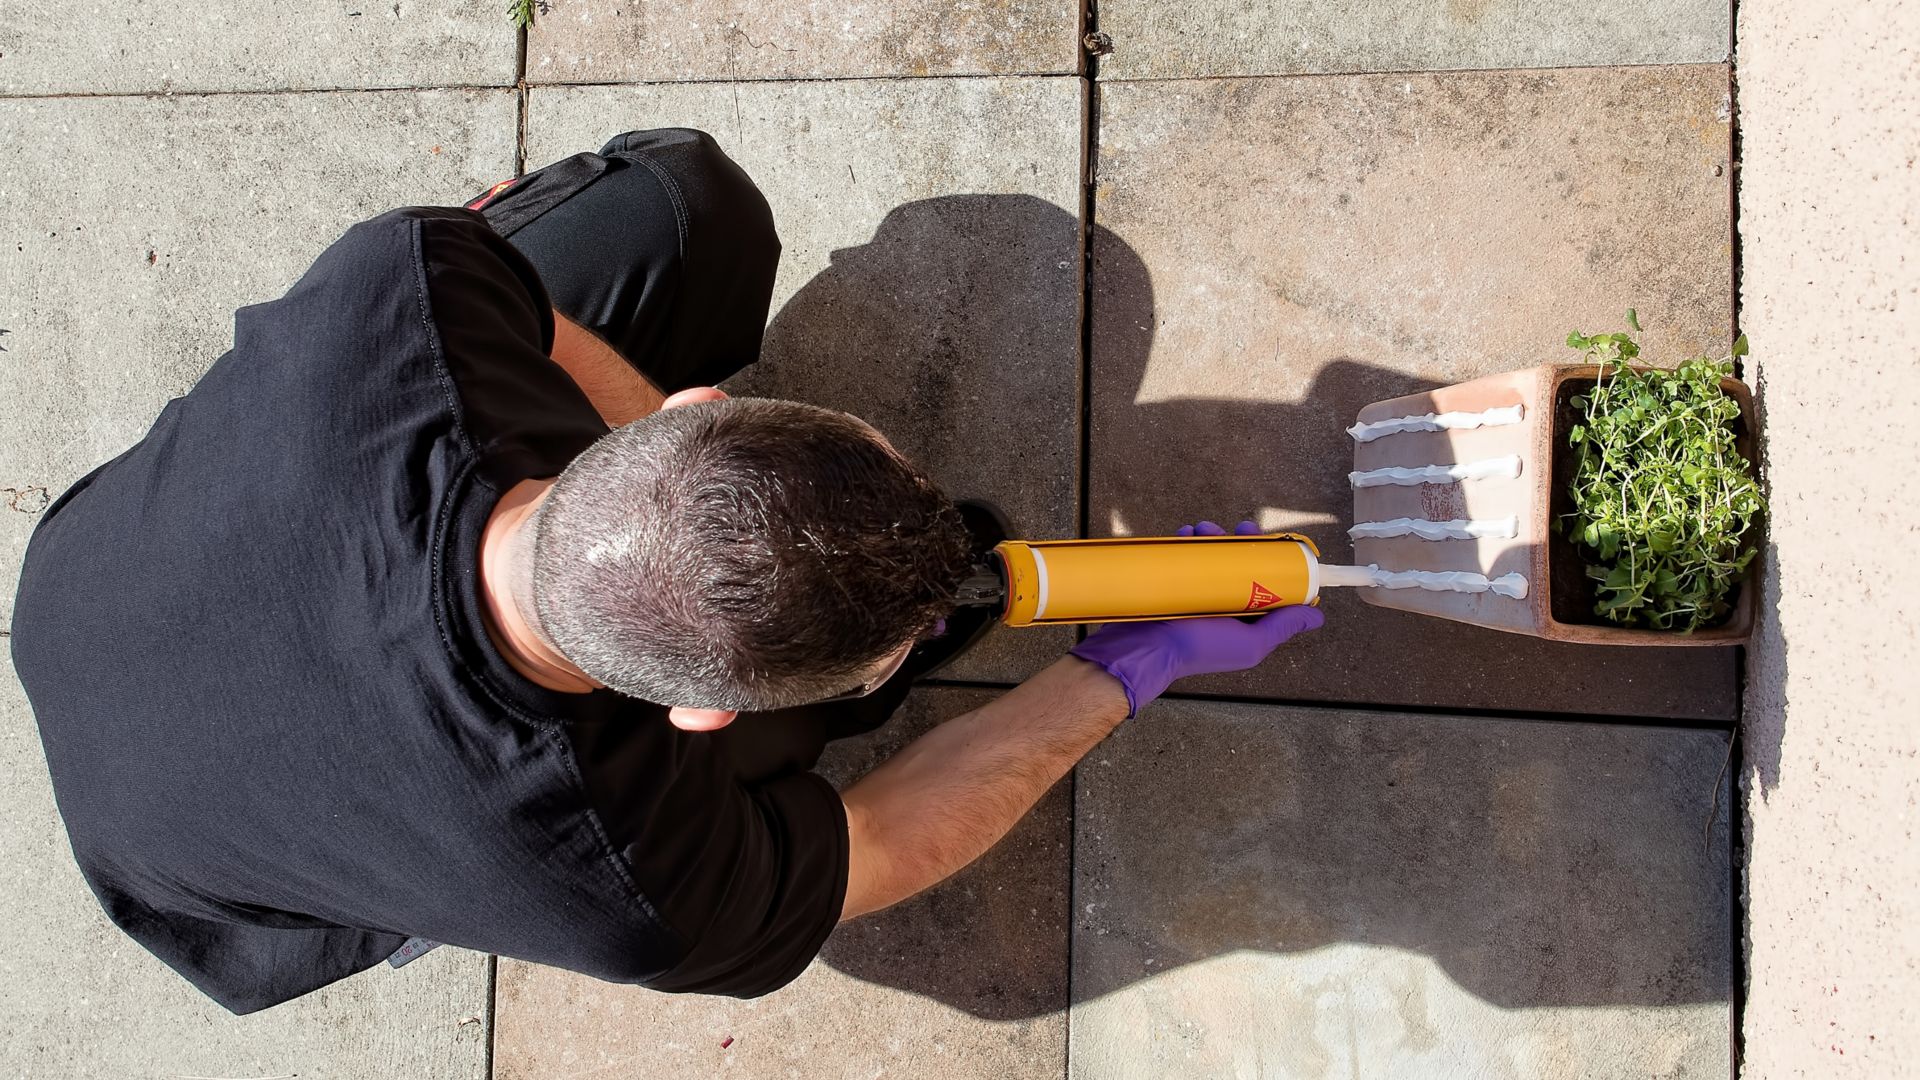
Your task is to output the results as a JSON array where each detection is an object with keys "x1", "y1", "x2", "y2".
[{"x1": 896, "y1": 499, "x2": 1012, "y2": 683}]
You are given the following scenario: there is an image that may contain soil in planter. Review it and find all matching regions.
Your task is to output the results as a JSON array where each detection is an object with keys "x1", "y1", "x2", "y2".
[{"x1": 1547, "y1": 374, "x2": 1755, "y2": 631}]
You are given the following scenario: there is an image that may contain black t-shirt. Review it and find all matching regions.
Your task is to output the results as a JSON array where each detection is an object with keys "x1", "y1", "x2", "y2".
[{"x1": 9, "y1": 207, "x2": 847, "y2": 1014}]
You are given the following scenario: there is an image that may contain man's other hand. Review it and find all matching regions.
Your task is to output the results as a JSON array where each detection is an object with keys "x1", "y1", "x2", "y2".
[{"x1": 1067, "y1": 520, "x2": 1325, "y2": 716}]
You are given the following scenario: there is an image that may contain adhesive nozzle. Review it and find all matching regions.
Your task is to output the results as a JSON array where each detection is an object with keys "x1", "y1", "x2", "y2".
[{"x1": 1317, "y1": 563, "x2": 1383, "y2": 589}]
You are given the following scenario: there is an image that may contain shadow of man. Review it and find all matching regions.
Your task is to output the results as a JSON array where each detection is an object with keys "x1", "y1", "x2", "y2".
[{"x1": 746, "y1": 195, "x2": 1729, "y2": 1023}]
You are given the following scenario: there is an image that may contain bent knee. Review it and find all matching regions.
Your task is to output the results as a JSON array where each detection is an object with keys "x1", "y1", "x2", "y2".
[{"x1": 602, "y1": 128, "x2": 777, "y2": 259}]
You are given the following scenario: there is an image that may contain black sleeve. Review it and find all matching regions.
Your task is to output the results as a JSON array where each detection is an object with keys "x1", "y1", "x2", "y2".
[
  {"x1": 568, "y1": 714, "x2": 849, "y2": 997},
  {"x1": 406, "y1": 207, "x2": 608, "y2": 486}
]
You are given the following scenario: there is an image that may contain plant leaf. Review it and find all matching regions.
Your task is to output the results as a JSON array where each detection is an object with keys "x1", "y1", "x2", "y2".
[{"x1": 1561, "y1": 316, "x2": 1766, "y2": 632}]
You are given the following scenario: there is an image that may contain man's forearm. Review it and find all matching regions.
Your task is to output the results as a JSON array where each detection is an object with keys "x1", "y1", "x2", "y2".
[
  {"x1": 549, "y1": 310, "x2": 667, "y2": 427},
  {"x1": 838, "y1": 656, "x2": 1128, "y2": 920}
]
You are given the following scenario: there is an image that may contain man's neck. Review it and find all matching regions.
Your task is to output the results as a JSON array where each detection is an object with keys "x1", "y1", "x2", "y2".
[{"x1": 479, "y1": 478, "x2": 600, "y2": 694}]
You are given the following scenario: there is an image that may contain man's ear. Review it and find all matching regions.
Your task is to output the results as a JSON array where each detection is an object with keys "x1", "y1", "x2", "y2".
[
  {"x1": 668, "y1": 706, "x2": 738, "y2": 732},
  {"x1": 661, "y1": 386, "x2": 728, "y2": 411}
]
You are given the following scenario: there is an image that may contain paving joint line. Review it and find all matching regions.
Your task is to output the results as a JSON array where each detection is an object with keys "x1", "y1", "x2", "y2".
[
  {"x1": 1157, "y1": 690, "x2": 1739, "y2": 730},
  {"x1": 482, "y1": 952, "x2": 499, "y2": 1080},
  {"x1": 1088, "y1": 57, "x2": 1736, "y2": 86},
  {"x1": 515, "y1": 20, "x2": 530, "y2": 174},
  {"x1": 1064, "y1": 0, "x2": 1100, "y2": 1066},
  {"x1": 1724, "y1": 2, "x2": 1750, "y2": 1070},
  {"x1": 0, "y1": 83, "x2": 520, "y2": 102},
  {"x1": 920, "y1": 676, "x2": 1735, "y2": 730},
  {"x1": 0, "y1": 69, "x2": 1094, "y2": 104},
  {"x1": 0, "y1": 60, "x2": 1739, "y2": 106},
  {"x1": 518, "y1": 69, "x2": 1083, "y2": 94}
]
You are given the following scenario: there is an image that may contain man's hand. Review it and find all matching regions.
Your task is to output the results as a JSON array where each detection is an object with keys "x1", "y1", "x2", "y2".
[{"x1": 1068, "y1": 520, "x2": 1325, "y2": 716}]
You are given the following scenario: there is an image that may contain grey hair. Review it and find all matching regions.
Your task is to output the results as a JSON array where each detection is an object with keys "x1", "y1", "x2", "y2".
[{"x1": 530, "y1": 397, "x2": 974, "y2": 710}]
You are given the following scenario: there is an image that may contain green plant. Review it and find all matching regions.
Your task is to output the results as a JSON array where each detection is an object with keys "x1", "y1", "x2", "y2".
[
  {"x1": 508, "y1": 0, "x2": 548, "y2": 28},
  {"x1": 1562, "y1": 312, "x2": 1764, "y2": 632}
]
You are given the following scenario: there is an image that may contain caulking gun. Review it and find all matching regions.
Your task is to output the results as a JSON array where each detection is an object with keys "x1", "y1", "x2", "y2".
[{"x1": 951, "y1": 533, "x2": 1526, "y2": 626}]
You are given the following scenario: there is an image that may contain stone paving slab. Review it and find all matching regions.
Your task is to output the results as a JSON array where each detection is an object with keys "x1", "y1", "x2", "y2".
[
  {"x1": 1088, "y1": 67, "x2": 1738, "y2": 719},
  {"x1": 1094, "y1": 0, "x2": 1729, "y2": 81},
  {"x1": 527, "y1": 77, "x2": 1087, "y2": 685},
  {"x1": 0, "y1": 0, "x2": 516, "y2": 96},
  {"x1": 0, "y1": 675, "x2": 494, "y2": 1077},
  {"x1": 494, "y1": 686, "x2": 1070, "y2": 1079},
  {"x1": 0, "y1": 90, "x2": 513, "y2": 1073},
  {"x1": 1071, "y1": 698, "x2": 1732, "y2": 1079},
  {"x1": 526, "y1": 0, "x2": 1082, "y2": 85},
  {"x1": 0, "y1": 90, "x2": 518, "y2": 629},
  {"x1": 1738, "y1": 3, "x2": 1920, "y2": 1072}
]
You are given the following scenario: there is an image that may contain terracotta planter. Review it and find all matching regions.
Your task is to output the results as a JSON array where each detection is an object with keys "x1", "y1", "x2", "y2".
[{"x1": 1348, "y1": 364, "x2": 1758, "y2": 645}]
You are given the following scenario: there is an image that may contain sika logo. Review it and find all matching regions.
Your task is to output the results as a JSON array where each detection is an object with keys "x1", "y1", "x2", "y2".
[{"x1": 1246, "y1": 581, "x2": 1280, "y2": 610}]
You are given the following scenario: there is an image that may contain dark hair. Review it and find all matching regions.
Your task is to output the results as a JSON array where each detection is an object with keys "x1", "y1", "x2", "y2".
[{"x1": 531, "y1": 398, "x2": 974, "y2": 710}]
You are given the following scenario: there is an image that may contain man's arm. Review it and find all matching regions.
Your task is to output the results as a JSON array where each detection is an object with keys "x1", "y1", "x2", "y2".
[
  {"x1": 838, "y1": 656, "x2": 1127, "y2": 919},
  {"x1": 549, "y1": 309, "x2": 668, "y2": 427},
  {"x1": 837, "y1": 523, "x2": 1323, "y2": 921}
]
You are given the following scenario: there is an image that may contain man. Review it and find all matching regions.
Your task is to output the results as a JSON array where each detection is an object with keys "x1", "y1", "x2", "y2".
[{"x1": 9, "y1": 129, "x2": 1321, "y2": 1014}]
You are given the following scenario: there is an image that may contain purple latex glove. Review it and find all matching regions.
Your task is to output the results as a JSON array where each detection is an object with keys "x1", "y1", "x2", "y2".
[{"x1": 1068, "y1": 520, "x2": 1326, "y2": 717}]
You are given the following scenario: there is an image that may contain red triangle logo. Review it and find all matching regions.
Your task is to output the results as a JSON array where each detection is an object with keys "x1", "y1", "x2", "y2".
[{"x1": 1246, "y1": 581, "x2": 1280, "y2": 610}]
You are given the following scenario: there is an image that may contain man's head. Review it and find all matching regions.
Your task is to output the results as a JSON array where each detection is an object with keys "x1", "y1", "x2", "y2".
[{"x1": 531, "y1": 396, "x2": 974, "y2": 713}]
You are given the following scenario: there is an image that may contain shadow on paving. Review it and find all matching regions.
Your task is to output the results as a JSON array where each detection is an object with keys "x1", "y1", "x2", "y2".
[
  {"x1": 820, "y1": 699, "x2": 1730, "y2": 1022},
  {"x1": 725, "y1": 191, "x2": 1083, "y2": 684},
  {"x1": 1087, "y1": 223, "x2": 1444, "y2": 554},
  {"x1": 754, "y1": 195, "x2": 1727, "y2": 1022}
]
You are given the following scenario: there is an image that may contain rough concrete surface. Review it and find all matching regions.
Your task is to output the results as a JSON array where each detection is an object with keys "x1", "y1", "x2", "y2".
[
  {"x1": 1094, "y1": 0, "x2": 1729, "y2": 81},
  {"x1": 0, "y1": 89, "x2": 514, "y2": 1076},
  {"x1": 0, "y1": 0, "x2": 516, "y2": 95},
  {"x1": 1737, "y1": 0, "x2": 1920, "y2": 1074},
  {"x1": 0, "y1": 89, "x2": 518, "y2": 630},
  {"x1": 526, "y1": 77, "x2": 1086, "y2": 685},
  {"x1": 1089, "y1": 67, "x2": 1741, "y2": 719},
  {"x1": 1072, "y1": 698, "x2": 1734, "y2": 1079},
  {"x1": 527, "y1": 0, "x2": 1081, "y2": 84},
  {"x1": 0, "y1": 678, "x2": 493, "y2": 1078},
  {"x1": 493, "y1": 687, "x2": 1070, "y2": 1080}
]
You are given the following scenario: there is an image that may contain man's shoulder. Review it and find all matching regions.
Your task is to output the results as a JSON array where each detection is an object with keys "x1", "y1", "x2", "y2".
[{"x1": 224, "y1": 207, "x2": 524, "y2": 404}]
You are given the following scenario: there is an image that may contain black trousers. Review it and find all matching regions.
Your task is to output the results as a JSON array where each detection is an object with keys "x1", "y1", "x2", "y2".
[
  {"x1": 473, "y1": 128, "x2": 779, "y2": 392},
  {"x1": 471, "y1": 129, "x2": 914, "y2": 781}
]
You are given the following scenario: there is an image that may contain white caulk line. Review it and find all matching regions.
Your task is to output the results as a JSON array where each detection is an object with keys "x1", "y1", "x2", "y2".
[
  {"x1": 1348, "y1": 454, "x2": 1522, "y2": 489},
  {"x1": 1347, "y1": 516, "x2": 1519, "y2": 541},
  {"x1": 1031, "y1": 546, "x2": 1051, "y2": 620},
  {"x1": 1347, "y1": 403, "x2": 1525, "y2": 443},
  {"x1": 1364, "y1": 566, "x2": 1530, "y2": 599}
]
